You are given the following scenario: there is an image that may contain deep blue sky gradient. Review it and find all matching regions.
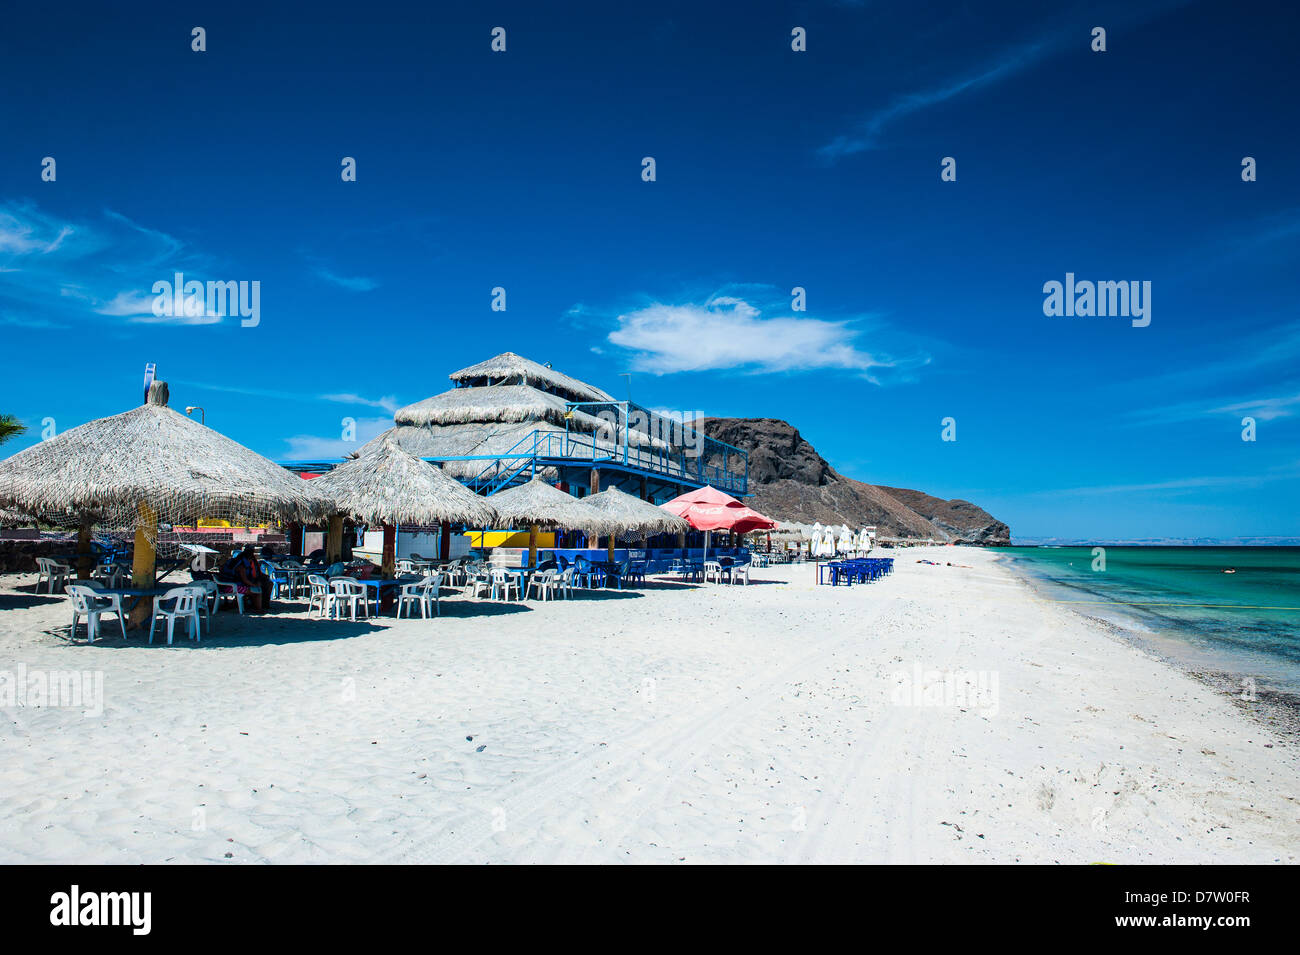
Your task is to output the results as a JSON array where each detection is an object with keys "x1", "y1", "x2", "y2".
[{"x1": 1, "y1": 0, "x2": 1297, "y2": 539}]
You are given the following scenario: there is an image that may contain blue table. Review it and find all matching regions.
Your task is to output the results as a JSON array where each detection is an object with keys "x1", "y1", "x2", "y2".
[{"x1": 331, "y1": 576, "x2": 422, "y2": 613}]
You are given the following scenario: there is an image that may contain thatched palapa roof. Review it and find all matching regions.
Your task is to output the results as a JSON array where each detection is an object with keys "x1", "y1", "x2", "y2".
[
  {"x1": 0, "y1": 507, "x2": 34, "y2": 528},
  {"x1": 359, "y1": 420, "x2": 564, "y2": 482},
  {"x1": 583, "y1": 486, "x2": 690, "y2": 536},
  {"x1": 363, "y1": 352, "x2": 666, "y2": 485},
  {"x1": 0, "y1": 382, "x2": 327, "y2": 530},
  {"x1": 309, "y1": 439, "x2": 497, "y2": 528},
  {"x1": 489, "y1": 478, "x2": 615, "y2": 533},
  {"x1": 449, "y1": 351, "x2": 613, "y2": 403}
]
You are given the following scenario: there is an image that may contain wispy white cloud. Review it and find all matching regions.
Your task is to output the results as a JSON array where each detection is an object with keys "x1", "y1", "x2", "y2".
[
  {"x1": 1038, "y1": 462, "x2": 1300, "y2": 497},
  {"x1": 169, "y1": 379, "x2": 403, "y2": 414},
  {"x1": 818, "y1": 0, "x2": 1192, "y2": 162},
  {"x1": 819, "y1": 39, "x2": 1051, "y2": 161},
  {"x1": 1209, "y1": 393, "x2": 1300, "y2": 422},
  {"x1": 320, "y1": 392, "x2": 401, "y2": 414},
  {"x1": 604, "y1": 293, "x2": 926, "y2": 381},
  {"x1": 0, "y1": 201, "x2": 232, "y2": 328},
  {"x1": 281, "y1": 416, "x2": 391, "y2": 460},
  {"x1": 314, "y1": 267, "x2": 378, "y2": 292}
]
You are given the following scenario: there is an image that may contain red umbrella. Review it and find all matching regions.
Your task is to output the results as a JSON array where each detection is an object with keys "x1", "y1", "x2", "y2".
[{"x1": 661, "y1": 486, "x2": 776, "y2": 567}]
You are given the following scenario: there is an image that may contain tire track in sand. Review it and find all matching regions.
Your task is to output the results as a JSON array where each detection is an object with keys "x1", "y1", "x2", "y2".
[{"x1": 390, "y1": 599, "x2": 897, "y2": 864}]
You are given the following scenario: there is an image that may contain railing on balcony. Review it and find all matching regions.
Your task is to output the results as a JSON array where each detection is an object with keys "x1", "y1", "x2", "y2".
[
  {"x1": 451, "y1": 404, "x2": 747, "y2": 497},
  {"x1": 563, "y1": 400, "x2": 748, "y2": 495}
]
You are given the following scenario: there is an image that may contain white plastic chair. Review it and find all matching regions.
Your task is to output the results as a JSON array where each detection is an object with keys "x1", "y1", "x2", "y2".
[
  {"x1": 397, "y1": 574, "x2": 442, "y2": 618},
  {"x1": 703, "y1": 560, "x2": 723, "y2": 583},
  {"x1": 37, "y1": 557, "x2": 73, "y2": 594},
  {"x1": 307, "y1": 573, "x2": 331, "y2": 618},
  {"x1": 329, "y1": 577, "x2": 369, "y2": 621},
  {"x1": 65, "y1": 584, "x2": 126, "y2": 643},
  {"x1": 526, "y1": 569, "x2": 557, "y2": 601},
  {"x1": 193, "y1": 579, "x2": 220, "y2": 634},
  {"x1": 556, "y1": 566, "x2": 575, "y2": 599},
  {"x1": 469, "y1": 568, "x2": 493, "y2": 599},
  {"x1": 729, "y1": 563, "x2": 751, "y2": 586},
  {"x1": 92, "y1": 563, "x2": 127, "y2": 588},
  {"x1": 216, "y1": 580, "x2": 259, "y2": 614},
  {"x1": 489, "y1": 568, "x2": 520, "y2": 602},
  {"x1": 149, "y1": 586, "x2": 201, "y2": 645}
]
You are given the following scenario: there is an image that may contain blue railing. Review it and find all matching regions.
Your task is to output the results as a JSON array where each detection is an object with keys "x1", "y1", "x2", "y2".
[{"x1": 563, "y1": 401, "x2": 748, "y2": 495}]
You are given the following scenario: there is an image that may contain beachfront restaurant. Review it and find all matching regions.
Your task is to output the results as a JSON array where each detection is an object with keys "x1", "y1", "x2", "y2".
[{"x1": 284, "y1": 352, "x2": 755, "y2": 571}]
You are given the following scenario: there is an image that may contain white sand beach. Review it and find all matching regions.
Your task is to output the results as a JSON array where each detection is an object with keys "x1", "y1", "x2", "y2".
[{"x1": 0, "y1": 547, "x2": 1296, "y2": 864}]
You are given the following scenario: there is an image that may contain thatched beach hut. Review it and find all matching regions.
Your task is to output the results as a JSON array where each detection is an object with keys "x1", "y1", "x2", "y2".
[
  {"x1": 488, "y1": 478, "x2": 615, "y2": 565},
  {"x1": 0, "y1": 381, "x2": 326, "y2": 622},
  {"x1": 359, "y1": 351, "x2": 665, "y2": 487},
  {"x1": 309, "y1": 439, "x2": 496, "y2": 575},
  {"x1": 583, "y1": 486, "x2": 690, "y2": 560}
]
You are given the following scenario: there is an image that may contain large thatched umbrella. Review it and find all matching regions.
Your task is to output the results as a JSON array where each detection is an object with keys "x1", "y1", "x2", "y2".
[
  {"x1": 489, "y1": 478, "x2": 614, "y2": 566},
  {"x1": 309, "y1": 439, "x2": 496, "y2": 577},
  {"x1": 0, "y1": 381, "x2": 327, "y2": 624},
  {"x1": 583, "y1": 486, "x2": 689, "y2": 561}
]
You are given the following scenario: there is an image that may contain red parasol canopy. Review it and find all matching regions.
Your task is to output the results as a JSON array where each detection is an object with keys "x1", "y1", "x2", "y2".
[{"x1": 660, "y1": 485, "x2": 777, "y2": 534}]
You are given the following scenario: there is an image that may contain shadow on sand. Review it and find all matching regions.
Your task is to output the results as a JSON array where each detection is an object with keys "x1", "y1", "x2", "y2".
[{"x1": 0, "y1": 593, "x2": 66, "y2": 610}]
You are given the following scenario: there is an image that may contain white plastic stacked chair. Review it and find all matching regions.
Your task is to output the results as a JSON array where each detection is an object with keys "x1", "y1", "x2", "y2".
[
  {"x1": 149, "y1": 586, "x2": 202, "y2": 645},
  {"x1": 306, "y1": 573, "x2": 331, "y2": 618},
  {"x1": 328, "y1": 577, "x2": 369, "y2": 621},
  {"x1": 526, "y1": 569, "x2": 557, "y2": 601},
  {"x1": 37, "y1": 557, "x2": 73, "y2": 594},
  {"x1": 65, "y1": 584, "x2": 126, "y2": 643},
  {"x1": 193, "y1": 579, "x2": 220, "y2": 635},
  {"x1": 489, "y1": 567, "x2": 519, "y2": 601},
  {"x1": 397, "y1": 573, "x2": 442, "y2": 618}
]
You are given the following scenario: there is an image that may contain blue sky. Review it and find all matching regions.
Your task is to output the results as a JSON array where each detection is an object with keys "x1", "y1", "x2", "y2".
[{"x1": 1, "y1": 0, "x2": 1298, "y2": 541}]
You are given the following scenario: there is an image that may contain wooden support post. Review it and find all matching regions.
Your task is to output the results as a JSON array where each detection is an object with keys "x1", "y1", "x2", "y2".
[
  {"x1": 589, "y1": 468, "x2": 600, "y2": 494},
  {"x1": 285, "y1": 521, "x2": 302, "y2": 558},
  {"x1": 528, "y1": 524, "x2": 539, "y2": 567},
  {"x1": 127, "y1": 501, "x2": 157, "y2": 628},
  {"x1": 326, "y1": 515, "x2": 344, "y2": 563},
  {"x1": 381, "y1": 523, "x2": 396, "y2": 578},
  {"x1": 439, "y1": 520, "x2": 451, "y2": 561},
  {"x1": 76, "y1": 519, "x2": 95, "y2": 580},
  {"x1": 607, "y1": 534, "x2": 616, "y2": 562}
]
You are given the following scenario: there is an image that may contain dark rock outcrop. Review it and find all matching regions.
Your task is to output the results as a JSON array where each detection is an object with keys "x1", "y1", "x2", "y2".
[{"x1": 698, "y1": 417, "x2": 1010, "y2": 545}]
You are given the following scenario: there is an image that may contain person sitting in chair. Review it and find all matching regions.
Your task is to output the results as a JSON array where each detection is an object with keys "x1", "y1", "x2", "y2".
[{"x1": 218, "y1": 546, "x2": 271, "y2": 613}]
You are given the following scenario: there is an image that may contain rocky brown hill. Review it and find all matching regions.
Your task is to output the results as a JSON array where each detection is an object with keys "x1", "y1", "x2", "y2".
[{"x1": 698, "y1": 417, "x2": 1009, "y2": 544}]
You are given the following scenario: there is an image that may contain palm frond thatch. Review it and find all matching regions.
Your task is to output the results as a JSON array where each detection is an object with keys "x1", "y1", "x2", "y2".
[
  {"x1": 0, "y1": 395, "x2": 327, "y2": 529},
  {"x1": 358, "y1": 422, "x2": 562, "y2": 482},
  {"x1": 448, "y1": 351, "x2": 613, "y2": 403},
  {"x1": 583, "y1": 486, "x2": 690, "y2": 535},
  {"x1": 0, "y1": 506, "x2": 34, "y2": 528},
  {"x1": 394, "y1": 386, "x2": 667, "y2": 451},
  {"x1": 309, "y1": 439, "x2": 497, "y2": 527},
  {"x1": 488, "y1": 478, "x2": 615, "y2": 533}
]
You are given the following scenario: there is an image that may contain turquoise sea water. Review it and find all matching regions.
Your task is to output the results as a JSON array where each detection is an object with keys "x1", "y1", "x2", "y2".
[{"x1": 990, "y1": 547, "x2": 1300, "y2": 693}]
